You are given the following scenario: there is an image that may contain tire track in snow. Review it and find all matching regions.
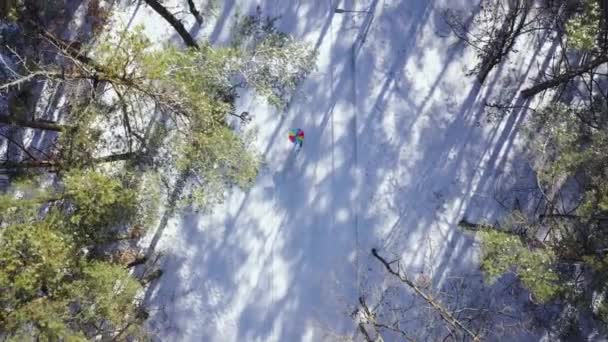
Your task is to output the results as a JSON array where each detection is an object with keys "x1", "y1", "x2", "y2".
[
  {"x1": 351, "y1": 1, "x2": 377, "y2": 297},
  {"x1": 330, "y1": 3, "x2": 337, "y2": 274},
  {"x1": 351, "y1": 42, "x2": 361, "y2": 296}
]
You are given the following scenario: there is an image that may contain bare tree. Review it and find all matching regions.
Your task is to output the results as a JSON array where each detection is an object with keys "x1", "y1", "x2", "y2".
[
  {"x1": 445, "y1": 0, "x2": 557, "y2": 84},
  {"x1": 355, "y1": 295, "x2": 417, "y2": 342},
  {"x1": 367, "y1": 248, "x2": 482, "y2": 341}
]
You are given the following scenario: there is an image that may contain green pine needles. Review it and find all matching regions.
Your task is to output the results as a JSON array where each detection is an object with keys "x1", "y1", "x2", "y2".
[{"x1": 478, "y1": 229, "x2": 562, "y2": 303}]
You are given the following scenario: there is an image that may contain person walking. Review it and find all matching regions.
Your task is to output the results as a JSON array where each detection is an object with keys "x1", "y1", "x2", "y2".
[{"x1": 288, "y1": 128, "x2": 305, "y2": 151}]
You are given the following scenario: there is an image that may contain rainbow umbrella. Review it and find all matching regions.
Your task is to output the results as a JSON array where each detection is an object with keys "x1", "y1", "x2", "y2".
[{"x1": 288, "y1": 128, "x2": 304, "y2": 145}]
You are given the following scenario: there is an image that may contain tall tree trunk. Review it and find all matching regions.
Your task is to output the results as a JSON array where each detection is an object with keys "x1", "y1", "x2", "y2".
[
  {"x1": 142, "y1": 0, "x2": 199, "y2": 49},
  {"x1": 521, "y1": 55, "x2": 608, "y2": 98},
  {"x1": 599, "y1": 0, "x2": 608, "y2": 50},
  {"x1": 0, "y1": 114, "x2": 69, "y2": 131},
  {"x1": 187, "y1": 0, "x2": 203, "y2": 24},
  {"x1": 0, "y1": 152, "x2": 137, "y2": 170},
  {"x1": 0, "y1": 160, "x2": 57, "y2": 169}
]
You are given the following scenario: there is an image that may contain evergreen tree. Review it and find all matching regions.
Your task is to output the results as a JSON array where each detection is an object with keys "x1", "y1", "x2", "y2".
[
  {"x1": 0, "y1": 171, "x2": 145, "y2": 339},
  {"x1": 1, "y1": 4, "x2": 316, "y2": 339}
]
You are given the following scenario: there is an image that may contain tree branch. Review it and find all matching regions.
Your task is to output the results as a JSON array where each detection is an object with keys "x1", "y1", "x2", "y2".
[
  {"x1": 0, "y1": 71, "x2": 51, "y2": 91},
  {"x1": 371, "y1": 248, "x2": 481, "y2": 341},
  {"x1": 142, "y1": 0, "x2": 199, "y2": 49},
  {"x1": 187, "y1": 0, "x2": 203, "y2": 24},
  {"x1": 521, "y1": 55, "x2": 608, "y2": 98},
  {"x1": 33, "y1": 22, "x2": 97, "y2": 70},
  {"x1": 0, "y1": 114, "x2": 70, "y2": 131},
  {"x1": 0, "y1": 131, "x2": 38, "y2": 161},
  {"x1": 113, "y1": 85, "x2": 137, "y2": 152},
  {"x1": 540, "y1": 213, "x2": 608, "y2": 222}
]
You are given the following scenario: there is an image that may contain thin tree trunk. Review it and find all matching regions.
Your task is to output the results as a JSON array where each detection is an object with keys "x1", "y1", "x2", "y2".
[
  {"x1": 127, "y1": 256, "x2": 148, "y2": 268},
  {"x1": 142, "y1": 0, "x2": 199, "y2": 49},
  {"x1": 0, "y1": 159, "x2": 56, "y2": 169},
  {"x1": 140, "y1": 269, "x2": 163, "y2": 285},
  {"x1": 457, "y1": 219, "x2": 488, "y2": 231},
  {"x1": 477, "y1": 1, "x2": 529, "y2": 84},
  {"x1": 0, "y1": 114, "x2": 69, "y2": 131},
  {"x1": 29, "y1": 20, "x2": 96, "y2": 68},
  {"x1": 358, "y1": 323, "x2": 375, "y2": 342},
  {"x1": 0, "y1": 69, "x2": 99, "y2": 92},
  {"x1": 356, "y1": 296, "x2": 415, "y2": 342},
  {"x1": 540, "y1": 213, "x2": 608, "y2": 221},
  {"x1": 599, "y1": 0, "x2": 608, "y2": 49},
  {"x1": 357, "y1": 296, "x2": 379, "y2": 342},
  {"x1": 0, "y1": 71, "x2": 52, "y2": 91},
  {"x1": 371, "y1": 248, "x2": 481, "y2": 341},
  {"x1": 187, "y1": 0, "x2": 203, "y2": 24},
  {"x1": 521, "y1": 55, "x2": 608, "y2": 98},
  {"x1": 0, "y1": 152, "x2": 137, "y2": 169},
  {"x1": 98, "y1": 152, "x2": 138, "y2": 162},
  {"x1": 0, "y1": 131, "x2": 39, "y2": 161}
]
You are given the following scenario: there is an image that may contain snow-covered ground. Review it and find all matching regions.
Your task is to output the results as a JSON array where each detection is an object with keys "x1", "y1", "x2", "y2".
[{"x1": 117, "y1": 0, "x2": 548, "y2": 340}]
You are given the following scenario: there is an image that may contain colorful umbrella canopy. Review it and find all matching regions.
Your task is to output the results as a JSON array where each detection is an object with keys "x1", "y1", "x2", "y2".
[{"x1": 289, "y1": 128, "x2": 304, "y2": 144}]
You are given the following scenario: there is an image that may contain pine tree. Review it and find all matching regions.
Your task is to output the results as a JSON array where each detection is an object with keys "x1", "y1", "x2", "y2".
[
  {"x1": 0, "y1": 171, "x2": 144, "y2": 340},
  {"x1": 1, "y1": 4, "x2": 316, "y2": 339},
  {"x1": 477, "y1": 228, "x2": 562, "y2": 303}
]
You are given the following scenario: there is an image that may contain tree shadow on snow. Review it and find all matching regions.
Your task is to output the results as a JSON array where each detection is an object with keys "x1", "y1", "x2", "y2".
[{"x1": 142, "y1": 0, "x2": 558, "y2": 340}]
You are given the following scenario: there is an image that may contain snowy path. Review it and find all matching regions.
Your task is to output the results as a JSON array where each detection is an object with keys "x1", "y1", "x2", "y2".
[{"x1": 125, "y1": 0, "x2": 541, "y2": 340}]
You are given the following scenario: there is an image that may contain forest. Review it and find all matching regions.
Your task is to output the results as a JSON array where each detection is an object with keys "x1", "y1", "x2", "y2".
[{"x1": 1, "y1": 0, "x2": 608, "y2": 340}]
